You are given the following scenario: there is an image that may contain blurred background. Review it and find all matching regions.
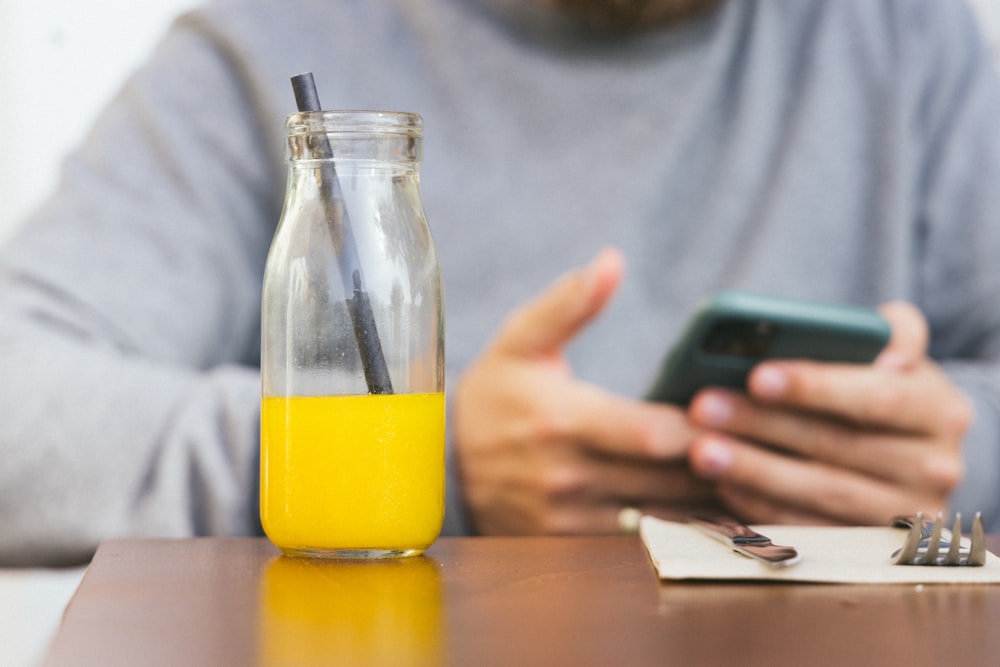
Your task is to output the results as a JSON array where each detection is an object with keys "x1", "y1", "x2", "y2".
[
  {"x1": 0, "y1": 0, "x2": 998, "y2": 243},
  {"x1": 0, "y1": 0, "x2": 202, "y2": 242}
]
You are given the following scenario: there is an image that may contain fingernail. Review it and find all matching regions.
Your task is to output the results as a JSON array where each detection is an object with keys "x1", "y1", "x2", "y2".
[
  {"x1": 753, "y1": 365, "x2": 787, "y2": 399},
  {"x1": 584, "y1": 248, "x2": 620, "y2": 289},
  {"x1": 695, "y1": 393, "x2": 732, "y2": 427},
  {"x1": 694, "y1": 438, "x2": 732, "y2": 478}
]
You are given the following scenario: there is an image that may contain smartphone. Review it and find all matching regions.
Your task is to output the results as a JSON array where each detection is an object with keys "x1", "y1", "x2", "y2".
[{"x1": 645, "y1": 290, "x2": 892, "y2": 405}]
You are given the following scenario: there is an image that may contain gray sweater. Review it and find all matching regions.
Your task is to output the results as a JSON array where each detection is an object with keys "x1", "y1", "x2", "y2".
[{"x1": 2, "y1": 0, "x2": 1000, "y2": 565}]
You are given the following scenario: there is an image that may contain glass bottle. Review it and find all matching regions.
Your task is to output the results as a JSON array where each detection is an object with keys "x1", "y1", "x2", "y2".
[{"x1": 260, "y1": 110, "x2": 444, "y2": 559}]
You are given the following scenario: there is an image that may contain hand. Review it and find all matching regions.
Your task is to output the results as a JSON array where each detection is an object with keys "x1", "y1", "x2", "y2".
[
  {"x1": 686, "y1": 301, "x2": 973, "y2": 526},
  {"x1": 452, "y1": 248, "x2": 719, "y2": 535}
]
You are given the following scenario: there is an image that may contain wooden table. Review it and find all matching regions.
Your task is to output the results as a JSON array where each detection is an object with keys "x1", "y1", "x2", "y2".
[{"x1": 43, "y1": 535, "x2": 1000, "y2": 666}]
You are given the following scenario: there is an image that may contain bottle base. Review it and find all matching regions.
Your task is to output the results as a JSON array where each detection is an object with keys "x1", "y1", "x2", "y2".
[{"x1": 279, "y1": 546, "x2": 427, "y2": 560}]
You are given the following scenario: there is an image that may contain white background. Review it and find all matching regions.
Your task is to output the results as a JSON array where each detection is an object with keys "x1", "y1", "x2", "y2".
[{"x1": 0, "y1": 0, "x2": 203, "y2": 242}]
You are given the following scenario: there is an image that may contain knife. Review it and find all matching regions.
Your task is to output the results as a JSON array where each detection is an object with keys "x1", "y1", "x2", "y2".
[{"x1": 691, "y1": 516, "x2": 802, "y2": 568}]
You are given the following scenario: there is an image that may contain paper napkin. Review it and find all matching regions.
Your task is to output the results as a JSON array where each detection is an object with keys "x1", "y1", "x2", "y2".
[{"x1": 640, "y1": 516, "x2": 1000, "y2": 584}]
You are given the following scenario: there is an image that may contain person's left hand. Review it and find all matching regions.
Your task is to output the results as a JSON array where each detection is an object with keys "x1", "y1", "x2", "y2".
[{"x1": 686, "y1": 301, "x2": 973, "y2": 525}]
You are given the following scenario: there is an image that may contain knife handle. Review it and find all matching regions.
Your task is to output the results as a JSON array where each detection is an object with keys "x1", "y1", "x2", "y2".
[{"x1": 692, "y1": 516, "x2": 770, "y2": 544}]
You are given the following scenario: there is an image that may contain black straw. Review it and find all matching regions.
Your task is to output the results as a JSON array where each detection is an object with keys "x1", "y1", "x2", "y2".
[
  {"x1": 290, "y1": 72, "x2": 393, "y2": 394},
  {"x1": 291, "y1": 72, "x2": 322, "y2": 112}
]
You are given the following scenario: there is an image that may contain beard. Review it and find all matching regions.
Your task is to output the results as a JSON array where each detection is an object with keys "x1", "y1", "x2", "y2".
[{"x1": 542, "y1": 0, "x2": 722, "y2": 29}]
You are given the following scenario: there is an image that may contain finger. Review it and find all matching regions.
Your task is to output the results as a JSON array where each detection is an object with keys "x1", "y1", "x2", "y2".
[
  {"x1": 495, "y1": 247, "x2": 624, "y2": 358},
  {"x1": 549, "y1": 381, "x2": 697, "y2": 459},
  {"x1": 529, "y1": 502, "x2": 722, "y2": 535},
  {"x1": 718, "y1": 481, "x2": 945, "y2": 527},
  {"x1": 746, "y1": 360, "x2": 971, "y2": 434},
  {"x1": 689, "y1": 389, "x2": 965, "y2": 491},
  {"x1": 874, "y1": 300, "x2": 929, "y2": 370},
  {"x1": 689, "y1": 433, "x2": 947, "y2": 525},
  {"x1": 592, "y1": 499, "x2": 728, "y2": 535},
  {"x1": 538, "y1": 477, "x2": 718, "y2": 535},
  {"x1": 485, "y1": 459, "x2": 716, "y2": 535},
  {"x1": 715, "y1": 484, "x2": 843, "y2": 526},
  {"x1": 568, "y1": 456, "x2": 717, "y2": 506}
]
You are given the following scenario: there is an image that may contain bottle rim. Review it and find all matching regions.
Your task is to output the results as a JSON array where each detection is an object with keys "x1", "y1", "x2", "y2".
[{"x1": 285, "y1": 110, "x2": 423, "y2": 137}]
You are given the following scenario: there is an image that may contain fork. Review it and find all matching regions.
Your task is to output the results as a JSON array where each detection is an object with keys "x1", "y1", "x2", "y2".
[{"x1": 891, "y1": 511, "x2": 986, "y2": 566}]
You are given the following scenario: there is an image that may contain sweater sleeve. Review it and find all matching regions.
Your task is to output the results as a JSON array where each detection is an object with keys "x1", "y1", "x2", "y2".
[{"x1": 0, "y1": 15, "x2": 283, "y2": 565}]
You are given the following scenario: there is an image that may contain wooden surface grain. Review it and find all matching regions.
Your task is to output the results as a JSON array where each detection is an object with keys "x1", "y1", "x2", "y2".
[{"x1": 43, "y1": 535, "x2": 1000, "y2": 666}]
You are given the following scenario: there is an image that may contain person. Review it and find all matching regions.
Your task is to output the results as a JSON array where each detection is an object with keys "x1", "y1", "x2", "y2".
[{"x1": 0, "y1": 0, "x2": 997, "y2": 566}]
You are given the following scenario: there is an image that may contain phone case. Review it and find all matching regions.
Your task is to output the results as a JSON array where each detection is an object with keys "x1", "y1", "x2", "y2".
[{"x1": 646, "y1": 291, "x2": 892, "y2": 405}]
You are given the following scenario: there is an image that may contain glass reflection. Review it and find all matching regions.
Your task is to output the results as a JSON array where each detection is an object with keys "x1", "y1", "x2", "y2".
[{"x1": 258, "y1": 555, "x2": 443, "y2": 666}]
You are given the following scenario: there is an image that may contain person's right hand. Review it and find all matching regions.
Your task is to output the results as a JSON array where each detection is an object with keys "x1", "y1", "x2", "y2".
[{"x1": 451, "y1": 248, "x2": 719, "y2": 535}]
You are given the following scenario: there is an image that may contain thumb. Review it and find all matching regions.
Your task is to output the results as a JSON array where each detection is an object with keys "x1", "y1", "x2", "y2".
[
  {"x1": 496, "y1": 247, "x2": 624, "y2": 358},
  {"x1": 875, "y1": 300, "x2": 929, "y2": 371}
]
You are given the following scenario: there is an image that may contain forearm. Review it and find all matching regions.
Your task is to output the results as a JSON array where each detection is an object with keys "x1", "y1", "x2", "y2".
[{"x1": 0, "y1": 327, "x2": 261, "y2": 566}]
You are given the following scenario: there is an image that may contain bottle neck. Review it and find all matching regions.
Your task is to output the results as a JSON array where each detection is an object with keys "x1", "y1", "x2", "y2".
[{"x1": 285, "y1": 110, "x2": 423, "y2": 164}]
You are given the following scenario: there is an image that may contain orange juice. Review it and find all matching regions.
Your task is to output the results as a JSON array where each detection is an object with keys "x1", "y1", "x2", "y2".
[{"x1": 260, "y1": 392, "x2": 444, "y2": 558}]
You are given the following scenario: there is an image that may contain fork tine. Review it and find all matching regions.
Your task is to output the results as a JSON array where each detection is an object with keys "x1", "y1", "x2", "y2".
[
  {"x1": 894, "y1": 511, "x2": 924, "y2": 564},
  {"x1": 943, "y1": 513, "x2": 963, "y2": 565},
  {"x1": 917, "y1": 512, "x2": 944, "y2": 565},
  {"x1": 969, "y1": 511, "x2": 987, "y2": 567}
]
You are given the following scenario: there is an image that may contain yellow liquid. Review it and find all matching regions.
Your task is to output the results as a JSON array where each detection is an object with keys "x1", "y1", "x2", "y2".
[{"x1": 260, "y1": 393, "x2": 445, "y2": 557}]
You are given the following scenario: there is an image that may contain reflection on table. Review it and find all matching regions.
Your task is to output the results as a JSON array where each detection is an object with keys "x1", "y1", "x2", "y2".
[{"x1": 259, "y1": 554, "x2": 443, "y2": 666}]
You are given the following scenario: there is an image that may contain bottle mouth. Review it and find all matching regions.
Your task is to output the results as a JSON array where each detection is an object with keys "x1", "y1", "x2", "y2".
[
  {"x1": 285, "y1": 110, "x2": 423, "y2": 163},
  {"x1": 285, "y1": 110, "x2": 423, "y2": 136}
]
